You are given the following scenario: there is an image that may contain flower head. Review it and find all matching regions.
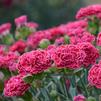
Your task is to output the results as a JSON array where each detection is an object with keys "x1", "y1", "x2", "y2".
[
  {"x1": 88, "y1": 62, "x2": 101, "y2": 88},
  {"x1": 0, "y1": 23, "x2": 11, "y2": 36},
  {"x1": 9, "y1": 40, "x2": 26, "y2": 53},
  {"x1": 73, "y1": 94, "x2": 86, "y2": 101},
  {"x1": 76, "y1": 4, "x2": 101, "y2": 19},
  {"x1": 78, "y1": 42, "x2": 99, "y2": 67},
  {"x1": 4, "y1": 74, "x2": 30, "y2": 96},
  {"x1": 52, "y1": 44, "x2": 86, "y2": 69},
  {"x1": 15, "y1": 15, "x2": 27, "y2": 27},
  {"x1": 18, "y1": 50, "x2": 52, "y2": 74}
]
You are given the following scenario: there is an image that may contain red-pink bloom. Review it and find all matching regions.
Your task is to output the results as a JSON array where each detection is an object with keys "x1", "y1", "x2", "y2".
[
  {"x1": 26, "y1": 22, "x2": 39, "y2": 29},
  {"x1": 73, "y1": 94, "x2": 86, "y2": 101},
  {"x1": 97, "y1": 32, "x2": 101, "y2": 46},
  {"x1": 15, "y1": 15, "x2": 27, "y2": 27},
  {"x1": 81, "y1": 32, "x2": 95, "y2": 43},
  {"x1": 9, "y1": 40, "x2": 26, "y2": 53},
  {"x1": 78, "y1": 42, "x2": 99, "y2": 67},
  {"x1": 76, "y1": 4, "x2": 101, "y2": 19},
  {"x1": 4, "y1": 74, "x2": 30, "y2": 96},
  {"x1": 17, "y1": 50, "x2": 52, "y2": 74},
  {"x1": 52, "y1": 45, "x2": 86, "y2": 69},
  {"x1": 70, "y1": 31, "x2": 95, "y2": 44},
  {"x1": 66, "y1": 20, "x2": 88, "y2": 29},
  {"x1": 54, "y1": 37, "x2": 64, "y2": 46},
  {"x1": 4, "y1": 52, "x2": 19, "y2": 71},
  {"x1": 27, "y1": 30, "x2": 52, "y2": 48},
  {"x1": 0, "y1": 23, "x2": 11, "y2": 36},
  {"x1": 88, "y1": 62, "x2": 101, "y2": 88}
]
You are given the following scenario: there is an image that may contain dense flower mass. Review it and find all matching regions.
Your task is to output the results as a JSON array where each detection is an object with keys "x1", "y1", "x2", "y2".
[
  {"x1": 76, "y1": 4, "x2": 101, "y2": 19},
  {"x1": 52, "y1": 44, "x2": 86, "y2": 69},
  {"x1": 17, "y1": 50, "x2": 52, "y2": 74},
  {"x1": 88, "y1": 62, "x2": 101, "y2": 88},
  {"x1": 73, "y1": 95, "x2": 86, "y2": 101},
  {"x1": 78, "y1": 42, "x2": 99, "y2": 67},
  {"x1": 4, "y1": 74, "x2": 30, "y2": 96},
  {"x1": 1, "y1": 4, "x2": 101, "y2": 100}
]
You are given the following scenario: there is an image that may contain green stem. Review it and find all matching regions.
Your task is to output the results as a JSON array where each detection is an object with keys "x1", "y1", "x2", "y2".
[{"x1": 80, "y1": 76, "x2": 89, "y2": 97}]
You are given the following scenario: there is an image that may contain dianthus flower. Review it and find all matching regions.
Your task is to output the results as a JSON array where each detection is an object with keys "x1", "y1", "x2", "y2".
[
  {"x1": 27, "y1": 30, "x2": 52, "y2": 48},
  {"x1": 0, "y1": 23, "x2": 11, "y2": 36},
  {"x1": 78, "y1": 42, "x2": 99, "y2": 67},
  {"x1": 17, "y1": 50, "x2": 52, "y2": 74},
  {"x1": 9, "y1": 40, "x2": 26, "y2": 53},
  {"x1": 66, "y1": 20, "x2": 88, "y2": 29},
  {"x1": 52, "y1": 44, "x2": 86, "y2": 69},
  {"x1": 97, "y1": 32, "x2": 101, "y2": 46},
  {"x1": 73, "y1": 94, "x2": 86, "y2": 101},
  {"x1": 26, "y1": 22, "x2": 39, "y2": 29},
  {"x1": 76, "y1": 4, "x2": 101, "y2": 19},
  {"x1": 54, "y1": 37, "x2": 64, "y2": 46},
  {"x1": 4, "y1": 74, "x2": 30, "y2": 96},
  {"x1": 81, "y1": 32, "x2": 95, "y2": 43},
  {"x1": 88, "y1": 62, "x2": 101, "y2": 88},
  {"x1": 15, "y1": 15, "x2": 27, "y2": 27},
  {"x1": 4, "y1": 52, "x2": 19, "y2": 71}
]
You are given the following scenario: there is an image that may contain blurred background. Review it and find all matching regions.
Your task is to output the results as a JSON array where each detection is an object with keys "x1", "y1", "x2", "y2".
[{"x1": 0, "y1": 0, "x2": 101, "y2": 29}]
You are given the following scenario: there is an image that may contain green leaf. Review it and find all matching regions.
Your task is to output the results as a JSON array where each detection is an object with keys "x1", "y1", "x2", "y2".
[{"x1": 23, "y1": 74, "x2": 34, "y2": 83}]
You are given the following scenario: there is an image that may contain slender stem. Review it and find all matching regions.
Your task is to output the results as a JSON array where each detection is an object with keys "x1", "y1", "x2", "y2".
[{"x1": 80, "y1": 76, "x2": 89, "y2": 97}]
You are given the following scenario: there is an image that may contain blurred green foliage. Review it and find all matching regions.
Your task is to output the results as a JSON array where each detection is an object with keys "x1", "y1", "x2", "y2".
[{"x1": 0, "y1": 0, "x2": 84, "y2": 29}]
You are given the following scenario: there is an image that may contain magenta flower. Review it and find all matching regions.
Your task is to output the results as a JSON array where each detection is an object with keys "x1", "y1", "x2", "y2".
[
  {"x1": 18, "y1": 50, "x2": 52, "y2": 74},
  {"x1": 73, "y1": 95, "x2": 86, "y2": 101},
  {"x1": 97, "y1": 32, "x2": 101, "y2": 46},
  {"x1": 78, "y1": 42, "x2": 99, "y2": 67},
  {"x1": 9, "y1": 40, "x2": 26, "y2": 53},
  {"x1": 15, "y1": 15, "x2": 27, "y2": 27},
  {"x1": 4, "y1": 74, "x2": 30, "y2": 96},
  {"x1": 26, "y1": 22, "x2": 39, "y2": 29},
  {"x1": 76, "y1": 4, "x2": 101, "y2": 19},
  {"x1": 0, "y1": 23, "x2": 11, "y2": 36},
  {"x1": 88, "y1": 61, "x2": 101, "y2": 88},
  {"x1": 52, "y1": 44, "x2": 86, "y2": 69}
]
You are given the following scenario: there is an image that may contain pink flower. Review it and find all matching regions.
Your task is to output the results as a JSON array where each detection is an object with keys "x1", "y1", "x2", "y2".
[
  {"x1": 0, "y1": 23, "x2": 11, "y2": 36},
  {"x1": 54, "y1": 37, "x2": 64, "y2": 46},
  {"x1": 81, "y1": 32, "x2": 95, "y2": 43},
  {"x1": 26, "y1": 22, "x2": 39, "y2": 29},
  {"x1": 66, "y1": 20, "x2": 88, "y2": 29},
  {"x1": 15, "y1": 15, "x2": 27, "y2": 27},
  {"x1": 4, "y1": 52, "x2": 19, "y2": 71},
  {"x1": 4, "y1": 74, "x2": 30, "y2": 96},
  {"x1": 88, "y1": 62, "x2": 101, "y2": 88},
  {"x1": 76, "y1": 4, "x2": 101, "y2": 19},
  {"x1": 78, "y1": 42, "x2": 99, "y2": 67},
  {"x1": 73, "y1": 95, "x2": 86, "y2": 101},
  {"x1": 97, "y1": 32, "x2": 101, "y2": 46},
  {"x1": 27, "y1": 30, "x2": 52, "y2": 49},
  {"x1": 52, "y1": 44, "x2": 86, "y2": 69},
  {"x1": 17, "y1": 50, "x2": 52, "y2": 74},
  {"x1": 9, "y1": 40, "x2": 26, "y2": 53}
]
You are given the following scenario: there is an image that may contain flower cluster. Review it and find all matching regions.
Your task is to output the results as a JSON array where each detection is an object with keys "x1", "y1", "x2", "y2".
[{"x1": 1, "y1": 4, "x2": 101, "y2": 100}]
